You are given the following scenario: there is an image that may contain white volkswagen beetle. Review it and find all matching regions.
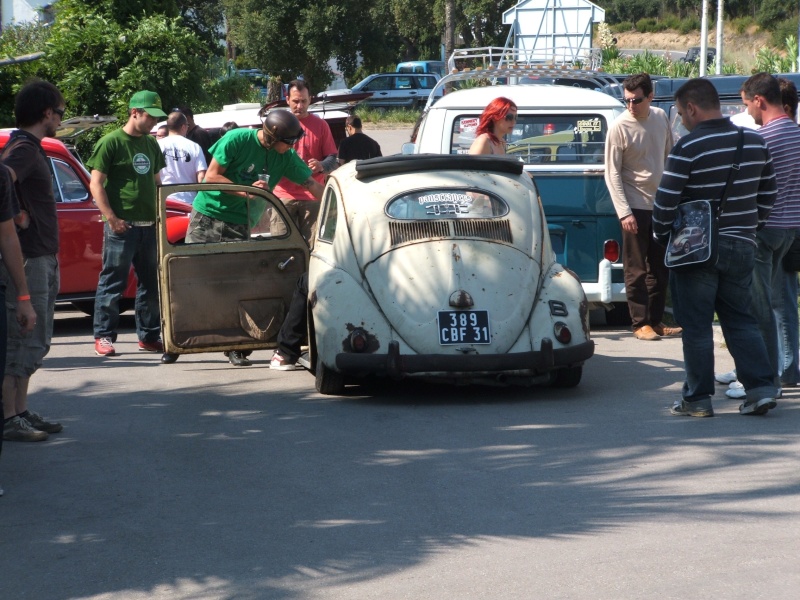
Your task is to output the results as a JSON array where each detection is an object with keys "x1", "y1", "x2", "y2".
[{"x1": 309, "y1": 154, "x2": 594, "y2": 393}]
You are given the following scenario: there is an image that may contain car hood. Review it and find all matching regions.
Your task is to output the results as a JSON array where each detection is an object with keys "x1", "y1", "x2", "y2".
[{"x1": 363, "y1": 240, "x2": 541, "y2": 354}]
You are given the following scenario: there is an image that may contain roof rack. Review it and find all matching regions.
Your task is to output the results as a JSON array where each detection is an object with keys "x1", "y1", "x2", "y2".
[
  {"x1": 447, "y1": 46, "x2": 602, "y2": 73},
  {"x1": 426, "y1": 61, "x2": 624, "y2": 109}
]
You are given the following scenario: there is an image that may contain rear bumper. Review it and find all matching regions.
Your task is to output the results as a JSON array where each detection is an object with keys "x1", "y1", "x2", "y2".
[{"x1": 335, "y1": 338, "x2": 594, "y2": 377}]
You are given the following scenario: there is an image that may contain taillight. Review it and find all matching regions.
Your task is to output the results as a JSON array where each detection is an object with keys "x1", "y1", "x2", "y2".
[
  {"x1": 603, "y1": 239, "x2": 620, "y2": 262},
  {"x1": 553, "y1": 321, "x2": 572, "y2": 344},
  {"x1": 349, "y1": 328, "x2": 368, "y2": 352}
]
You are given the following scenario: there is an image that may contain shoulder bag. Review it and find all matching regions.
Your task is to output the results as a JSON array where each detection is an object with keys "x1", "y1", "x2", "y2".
[{"x1": 664, "y1": 128, "x2": 744, "y2": 271}]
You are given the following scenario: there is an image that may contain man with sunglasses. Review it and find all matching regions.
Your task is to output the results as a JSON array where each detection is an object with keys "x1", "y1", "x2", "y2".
[
  {"x1": 0, "y1": 80, "x2": 65, "y2": 442},
  {"x1": 605, "y1": 72, "x2": 678, "y2": 341},
  {"x1": 188, "y1": 109, "x2": 323, "y2": 366},
  {"x1": 271, "y1": 80, "x2": 338, "y2": 245}
]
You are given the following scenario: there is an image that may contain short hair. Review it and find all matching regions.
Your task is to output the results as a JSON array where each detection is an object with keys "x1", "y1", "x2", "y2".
[
  {"x1": 287, "y1": 79, "x2": 311, "y2": 96},
  {"x1": 741, "y1": 72, "x2": 782, "y2": 105},
  {"x1": 623, "y1": 72, "x2": 653, "y2": 96},
  {"x1": 166, "y1": 111, "x2": 187, "y2": 132},
  {"x1": 778, "y1": 77, "x2": 798, "y2": 120},
  {"x1": 220, "y1": 121, "x2": 239, "y2": 134},
  {"x1": 14, "y1": 79, "x2": 65, "y2": 128},
  {"x1": 177, "y1": 105, "x2": 194, "y2": 119},
  {"x1": 674, "y1": 78, "x2": 720, "y2": 112},
  {"x1": 346, "y1": 115, "x2": 362, "y2": 129}
]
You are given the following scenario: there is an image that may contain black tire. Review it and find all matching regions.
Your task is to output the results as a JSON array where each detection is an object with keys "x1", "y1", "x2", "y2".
[
  {"x1": 315, "y1": 361, "x2": 345, "y2": 395},
  {"x1": 551, "y1": 366, "x2": 583, "y2": 388},
  {"x1": 683, "y1": 241, "x2": 690, "y2": 253},
  {"x1": 604, "y1": 302, "x2": 632, "y2": 326}
]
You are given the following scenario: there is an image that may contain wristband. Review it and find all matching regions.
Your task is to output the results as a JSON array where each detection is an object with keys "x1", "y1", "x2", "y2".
[{"x1": 17, "y1": 295, "x2": 30, "y2": 301}]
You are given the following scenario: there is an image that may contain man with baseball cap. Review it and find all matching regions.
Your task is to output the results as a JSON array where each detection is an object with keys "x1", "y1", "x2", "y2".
[{"x1": 86, "y1": 90, "x2": 167, "y2": 358}]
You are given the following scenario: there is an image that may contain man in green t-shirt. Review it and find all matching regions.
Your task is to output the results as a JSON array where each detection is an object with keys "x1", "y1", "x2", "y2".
[
  {"x1": 187, "y1": 110, "x2": 323, "y2": 367},
  {"x1": 188, "y1": 110, "x2": 323, "y2": 243},
  {"x1": 87, "y1": 90, "x2": 167, "y2": 358}
]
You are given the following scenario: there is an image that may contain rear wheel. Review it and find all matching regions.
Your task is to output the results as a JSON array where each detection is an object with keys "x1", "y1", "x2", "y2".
[
  {"x1": 315, "y1": 361, "x2": 345, "y2": 395},
  {"x1": 551, "y1": 366, "x2": 583, "y2": 388},
  {"x1": 604, "y1": 302, "x2": 632, "y2": 326}
]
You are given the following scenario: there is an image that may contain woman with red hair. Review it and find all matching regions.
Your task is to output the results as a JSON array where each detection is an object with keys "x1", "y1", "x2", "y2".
[{"x1": 469, "y1": 97, "x2": 518, "y2": 155}]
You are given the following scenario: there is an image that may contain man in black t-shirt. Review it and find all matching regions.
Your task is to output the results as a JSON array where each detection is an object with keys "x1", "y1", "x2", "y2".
[
  {"x1": 1, "y1": 80, "x2": 65, "y2": 442},
  {"x1": 178, "y1": 105, "x2": 212, "y2": 165},
  {"x1": 0, "y1": 162, "x2": 37, "y2": 489},
  {"x1": 337, "y1": 115, "x2": 382, "y2": 164}
]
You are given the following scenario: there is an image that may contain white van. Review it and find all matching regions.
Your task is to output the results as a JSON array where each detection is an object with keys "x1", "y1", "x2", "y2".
[{"x1": 407, "y1": 77, "x2": 628, "y2": 318}]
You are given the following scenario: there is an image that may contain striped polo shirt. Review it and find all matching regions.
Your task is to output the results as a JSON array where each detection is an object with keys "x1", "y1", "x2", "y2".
[
  {"x1": 756, "y1": 115, "x2": 800, "y2": 228},
  {"x1": 653, "y1": 118, "x2": 777, "y2": 247}
]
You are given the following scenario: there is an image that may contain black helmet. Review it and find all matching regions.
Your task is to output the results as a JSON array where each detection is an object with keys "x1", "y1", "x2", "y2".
[{"x1": 262, "y1": 110, "x2": 304, "y2": 145}]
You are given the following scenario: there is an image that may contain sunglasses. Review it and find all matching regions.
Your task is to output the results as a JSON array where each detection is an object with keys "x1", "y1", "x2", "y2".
[
  {"x1": 279, "y1": 130, "x2": 305, "y2": 145},
  {"x1": 53, "y1": 108, "x2": 65, "y2": 118},
  {"x1": 504, "y1": 113, "x2": 518, "y2": 122},
  {"x1": 624, "y1": 97, "x2": 645, "y2": 105}
]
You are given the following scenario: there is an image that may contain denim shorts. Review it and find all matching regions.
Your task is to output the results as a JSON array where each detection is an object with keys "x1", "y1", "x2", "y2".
[{"x1": 1, "y1": 254, "x2": 59, "y2": 377}]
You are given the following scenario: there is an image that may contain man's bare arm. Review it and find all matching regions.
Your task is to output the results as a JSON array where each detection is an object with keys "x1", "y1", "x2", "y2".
[{"x1": 302, "y1": 177, "x2": 325, "y2": 200}]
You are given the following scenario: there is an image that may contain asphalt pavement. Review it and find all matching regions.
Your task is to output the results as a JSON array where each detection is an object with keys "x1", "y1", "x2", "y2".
[{"x1": 2, "y1": 310, "x2": 799, "y2": 600}]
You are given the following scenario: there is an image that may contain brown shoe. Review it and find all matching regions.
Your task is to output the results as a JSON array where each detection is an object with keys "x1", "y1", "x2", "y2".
[
  {"x1": 653, "y1": 323, "x2": 683, "y2": 336},
  {"x1": 633, "y1": 325, "x2": 661, "y2": 341}
]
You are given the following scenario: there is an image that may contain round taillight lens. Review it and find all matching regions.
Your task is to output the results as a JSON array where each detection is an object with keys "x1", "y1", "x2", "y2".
[
  {"x1": 604, "y1": 239, "x2": 620, "y2": 263},
  {"x1": 349, "y1": 328, "x2": 368, "y2": 352},
  {"x1": 553, "y1": 321, "x2": 572, "y2": 344}
]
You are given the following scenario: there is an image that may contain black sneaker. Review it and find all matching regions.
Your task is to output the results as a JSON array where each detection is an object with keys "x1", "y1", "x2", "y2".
[
  {"x1": 25, "y1": 411, "x2": 63, "y2": 433},
  {"x1": 670, "y1": 398, "x2": 714, "y2": 417},
  {"x1": 225, "y1": 351, "x2": 252, "y2": 367},
  {"x1": 739, "y1": 397, "x2": 777, "y2": 416}
]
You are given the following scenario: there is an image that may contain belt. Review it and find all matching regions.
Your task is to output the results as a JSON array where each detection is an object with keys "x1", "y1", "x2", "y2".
[{"x1": 127, "y1": 221, "x2": 155, "y2": 227}]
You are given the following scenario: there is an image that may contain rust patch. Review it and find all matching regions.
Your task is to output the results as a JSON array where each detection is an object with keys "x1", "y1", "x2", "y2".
[
  {"x1": 342, "y1": 323, "x2": 381, "y2": 353},
  {"x1": 579, "y1": 298, "x2": 590, "y2": 338}
]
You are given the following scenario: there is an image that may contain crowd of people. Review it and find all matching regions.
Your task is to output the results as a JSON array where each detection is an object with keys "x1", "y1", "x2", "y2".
[{"x1": 2, "y1": 70, "x2": 795, "y2": 495}]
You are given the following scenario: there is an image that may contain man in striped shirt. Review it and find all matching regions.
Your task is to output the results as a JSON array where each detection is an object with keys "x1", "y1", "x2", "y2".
[
  {"x1": 739, "y1": 73, "x2": 800, "y2": 394},
  {"x1": 653, "y1": 78, "x2": 778, "y2": 417}
]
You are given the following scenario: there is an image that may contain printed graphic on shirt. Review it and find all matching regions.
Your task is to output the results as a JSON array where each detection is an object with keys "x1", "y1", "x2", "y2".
[
  {"x1": 164, "y1": 148, "x2": 192, "y2": 163},
  {"x1": 132, "y1": 153, "x2": 152, "y2": 174}
]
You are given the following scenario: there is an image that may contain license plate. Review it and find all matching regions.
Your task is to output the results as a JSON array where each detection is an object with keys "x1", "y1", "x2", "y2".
[{"x1": 437, "y1": 310, "x2": 491, "y2": 345}]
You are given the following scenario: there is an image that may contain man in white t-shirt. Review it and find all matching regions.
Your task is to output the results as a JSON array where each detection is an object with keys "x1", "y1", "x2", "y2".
[{"x1": 158, "y1": 111, "x2": 207, "y2": 204}]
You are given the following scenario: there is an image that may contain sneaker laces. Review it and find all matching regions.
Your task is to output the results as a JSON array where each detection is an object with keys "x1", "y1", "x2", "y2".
[
  {"x1": 97, "y1": 337, "x2": 113, "y2": 349},
  {"x1": 14, "y1": 416, "x2": 38, "y2": 432}
]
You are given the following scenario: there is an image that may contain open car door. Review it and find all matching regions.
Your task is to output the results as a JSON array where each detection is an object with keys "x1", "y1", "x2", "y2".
[{"x1": 157, "y1": 183, "x2": 309, "y2": 357}]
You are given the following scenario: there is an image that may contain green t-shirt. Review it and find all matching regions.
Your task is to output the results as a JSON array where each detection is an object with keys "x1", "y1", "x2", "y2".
[
  {"x1": 86, "y1": 128, "x2": 166, "y2": 221},
  {"x1": 193, "y1": 128, "x2": 313, "y2": 225}
]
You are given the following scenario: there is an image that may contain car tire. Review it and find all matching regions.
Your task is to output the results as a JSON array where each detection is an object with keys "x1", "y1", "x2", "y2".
[
  {"x1": 683, "y1": 241, "x2": 690, "y2": 253},
  {"x1": 315, "y1": 361, "x2": 345, "y2": 395},
  {"x1": 604, "y1": 302, "x2": 632, "y2": 326},
  {"x1": 550, "y1": 365, "x2": 583, "y2": 388}
]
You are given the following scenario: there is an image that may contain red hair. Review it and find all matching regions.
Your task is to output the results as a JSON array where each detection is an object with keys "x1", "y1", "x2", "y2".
[{"x1": 475, "y1": 97, "x2": 517, "y2": 145}]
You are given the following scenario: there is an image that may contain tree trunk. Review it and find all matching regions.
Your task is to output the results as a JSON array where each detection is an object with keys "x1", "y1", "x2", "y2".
[{"x1": 445, "y1": 0, "x2": 455, "y2": 60}]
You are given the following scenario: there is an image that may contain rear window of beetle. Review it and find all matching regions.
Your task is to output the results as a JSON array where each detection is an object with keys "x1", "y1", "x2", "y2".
[{"x1": 386, "y1": 189, "x2": 509, "y2": 220}]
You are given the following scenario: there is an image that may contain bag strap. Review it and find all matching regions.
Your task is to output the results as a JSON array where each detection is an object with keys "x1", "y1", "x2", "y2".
[{"x1": 718, "y1": 128, "x2": 744, "y2": 214}]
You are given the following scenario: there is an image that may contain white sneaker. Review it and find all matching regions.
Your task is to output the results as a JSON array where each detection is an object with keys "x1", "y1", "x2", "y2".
[
  {"x1": 269, "y1": 351, "x2": 302, "y2": 371},
  {"x1": 726, "y1": 380, "x2": 746, "y2": 399},
  {"x1": 715, "y1": 370, "x2": 737, "y2": 385}
]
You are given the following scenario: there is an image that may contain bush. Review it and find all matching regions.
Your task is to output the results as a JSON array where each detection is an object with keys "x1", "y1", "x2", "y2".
[
  {"x1": 677, "y1": 17, "x2": 700, "y2": 35},
  {"x1": 610, "y1": 21, "x2": 634, "y2": 33},
  {"x1": 769, "y1": 18, "x2": 798, "y2": 50},
  {"x1": 635, "y1": 18, "x2": 667, "y2": 33},
  {"x1": 731, "y1": 16, "x2": 756, "y2": 35}
]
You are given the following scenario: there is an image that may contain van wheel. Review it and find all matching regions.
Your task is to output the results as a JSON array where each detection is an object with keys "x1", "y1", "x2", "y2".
[
  {"x1": 315, "y1": 361, "x2": 345, "y2": 395},
  {"x1": 605, "y1": 302, "x2": 632, "y2": 326},
  {"x1": 551, "y1": 366, "x2": 582, "y2": 388}
]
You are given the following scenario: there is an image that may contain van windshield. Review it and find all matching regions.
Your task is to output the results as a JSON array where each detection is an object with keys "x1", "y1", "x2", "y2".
[{"x1": 450, "y1": 113, "x2": 608, "y2": 165}]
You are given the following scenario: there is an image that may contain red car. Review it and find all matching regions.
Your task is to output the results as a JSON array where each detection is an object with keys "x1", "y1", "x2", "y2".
[{"x1": 0, "y1": 127, "x2": 191, "y2": 314}]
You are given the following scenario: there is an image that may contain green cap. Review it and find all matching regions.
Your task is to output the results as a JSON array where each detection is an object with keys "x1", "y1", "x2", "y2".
[{"x1": 129, "y1": 90, "x2": 167, "y2": 118}]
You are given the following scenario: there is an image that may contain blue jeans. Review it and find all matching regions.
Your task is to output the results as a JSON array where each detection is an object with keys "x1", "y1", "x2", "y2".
[
  {"x1": 751, "y1": 228, "x2": 797, "y2": 383},
  {"x1": 778, "y1": 266, "x2": 799, "y2": 385},
  {"x1": 93, "y1": 223, "x2": 160, "y2": 343},
  {"x1": 670, "y1": 237, "x2": 777, "y2": 403}
]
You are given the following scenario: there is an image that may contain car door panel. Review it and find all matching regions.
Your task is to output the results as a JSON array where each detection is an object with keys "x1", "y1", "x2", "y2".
[{"x1": 157, "y1": 183, "x2": 309, "y2": 355}]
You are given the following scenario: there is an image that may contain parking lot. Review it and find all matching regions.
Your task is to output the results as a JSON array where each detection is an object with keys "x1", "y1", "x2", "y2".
[{"x1": 3, "y1": 308, "x2": 800, "y2": 600}]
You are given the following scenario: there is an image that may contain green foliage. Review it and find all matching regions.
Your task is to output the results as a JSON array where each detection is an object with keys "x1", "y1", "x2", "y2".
[
  {"x1": 0, "y1": 22, "x2": 52, "y2": 126},
  {"x1": 731, "y1": 16, "x2": 757, "y2": 35},
  {"x1": 757, "y1": 0, "x2": 791, "y2": 29},
  {"x1": 677, "y1": 17, "x2": 700, "y2": 35},
  {"x1": 635, "y1": 18, "x2": 667, "y2": 33},
  {"x1": 754, "y1": 35, "x2": 799, "y2": 72},
  {"x1": 44, "y1": 0, "x2": 209, "y2": 118},
  {"x1": 355, "y1": 107, "x2": 422, "y2": 124},
  {"x1": 610, "y1": 21, "x2": 634, "y2": 33},
  {"x1": 769, "y1": 18, "x2": 800, "y2": 49}
]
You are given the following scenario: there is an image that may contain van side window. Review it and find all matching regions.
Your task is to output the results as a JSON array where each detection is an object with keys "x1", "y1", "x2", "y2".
[
  {"x1": 449, "y1": 113, "x2": 608, "y2": 165},
  {"x1": 51, "y1": 158, "x2": 89, "y2": 202}
]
